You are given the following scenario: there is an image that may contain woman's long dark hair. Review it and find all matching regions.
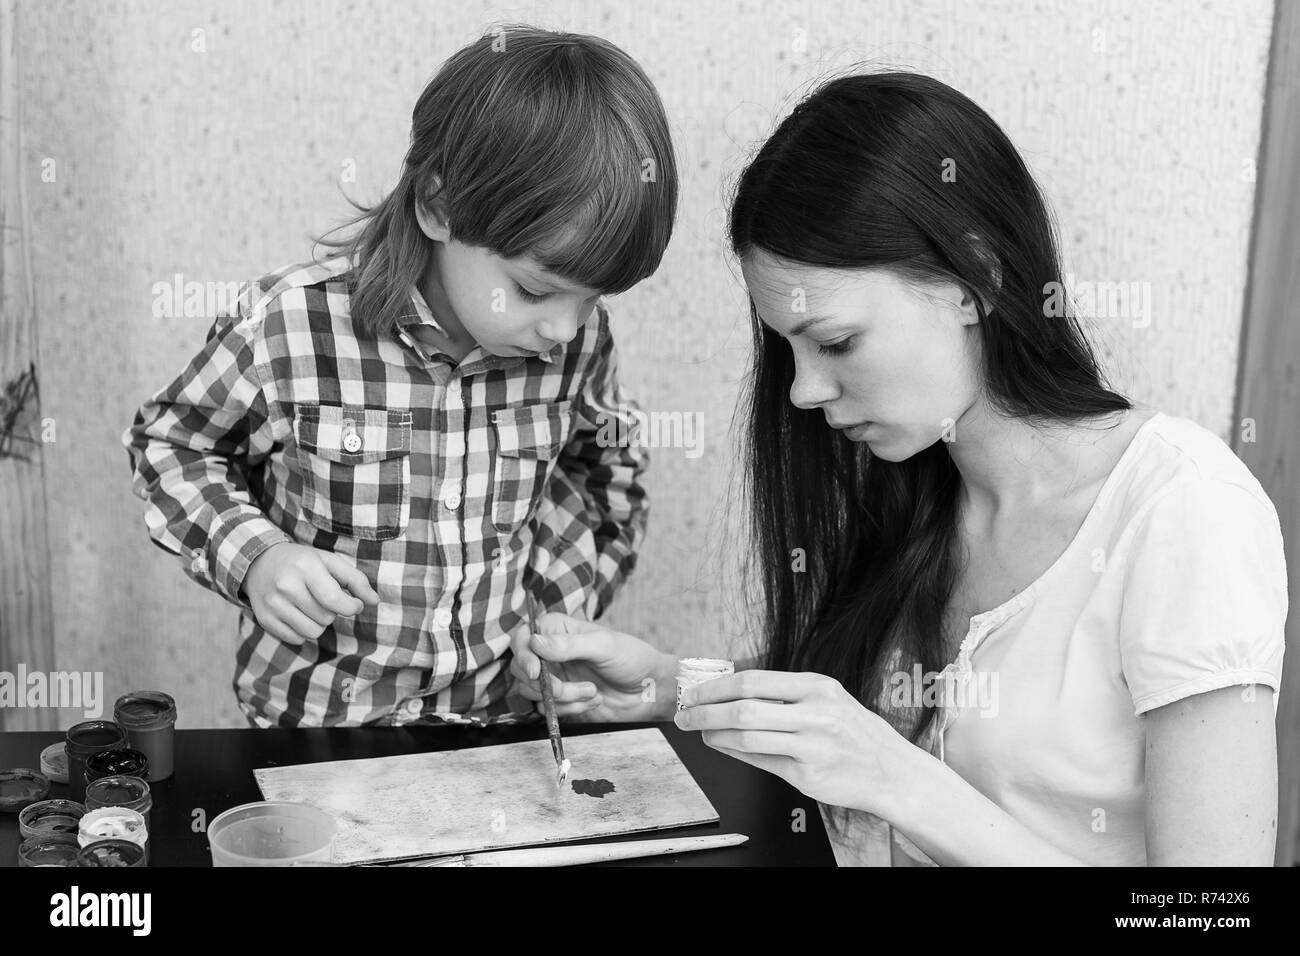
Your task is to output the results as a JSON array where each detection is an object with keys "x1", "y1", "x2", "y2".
[{"x1": 728, "y1": 72, "x2": 1130, "y2": 745}]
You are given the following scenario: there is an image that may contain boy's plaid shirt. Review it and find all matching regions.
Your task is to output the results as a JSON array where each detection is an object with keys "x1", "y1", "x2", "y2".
[{"x1": 122, "y1": 255, "x2": 648, "y2": 728}]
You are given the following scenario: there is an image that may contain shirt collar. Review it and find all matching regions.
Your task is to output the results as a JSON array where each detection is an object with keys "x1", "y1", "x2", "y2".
[{"x1": 398, "y1": 284, "x2": 557, "y2": 365}]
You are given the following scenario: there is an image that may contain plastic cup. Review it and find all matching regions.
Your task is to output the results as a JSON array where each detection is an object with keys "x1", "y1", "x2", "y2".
[{"x1": 207, "y1": 802, "x2": 337, "y2": 867}]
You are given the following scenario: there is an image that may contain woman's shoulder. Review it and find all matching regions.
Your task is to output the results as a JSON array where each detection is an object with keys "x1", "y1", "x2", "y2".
[{"x1": 1104, "y1": 409, "x2": 1280, "y2": 534}]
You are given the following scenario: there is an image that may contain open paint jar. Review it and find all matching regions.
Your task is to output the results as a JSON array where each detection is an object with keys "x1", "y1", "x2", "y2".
[
  {"x1": 79, "y1": 806, "x2": 148, "y2": 863},
  {"x1": 83, "y1": 748, "x2": 149, "y2": 788},
  {"x1": 676, "y1": 658, "x2": 735, "y2": 711},
  {"x1": 65, "y1": 721, "x2": 128, "y2": 803},
  {"x1": 18, "y1": 799, "x2": 86, "y2": 840},
  {"x1": 114, "y1": 691, "x2": 177, "y2": 782},
  {"x1": 0, "y1": 768, "x2": 51, "y2": 813},
  {"x1": 207, "y1": 801, "x2": 337, "y2": 867},
  {"x1": 40, "y1": 742, "x2": 69, "y2": 785},
  {"x1": 84, "y1": 775, "x2": 152, "y2": 832},
  {"x1": 77, "y1": 839, "x2": 147, "y2": 867},
  {"x1": 18, "y1": 834, "x2": 81, "y2": 867}
]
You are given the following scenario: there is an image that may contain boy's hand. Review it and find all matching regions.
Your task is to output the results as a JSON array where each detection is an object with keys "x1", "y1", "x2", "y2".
[
  {"x1": 511, "y1": 612, "x2": 678, "y2": 722},
  {"x1": 242, "y1": 542, "x2": 380, "y2": 645},
  {"x1": 510, "y1": 606, "x2": 587, "y2": 688}
]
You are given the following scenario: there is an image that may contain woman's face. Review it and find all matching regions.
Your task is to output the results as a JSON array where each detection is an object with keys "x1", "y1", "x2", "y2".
[{"x1": 740, "y1": 248, "x2": 983, "y2": 462}]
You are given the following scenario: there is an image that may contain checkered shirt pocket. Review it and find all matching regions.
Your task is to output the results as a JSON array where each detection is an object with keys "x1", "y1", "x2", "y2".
[{"x1": 293, "y1": 404, "x2": 413, "y2": 540}]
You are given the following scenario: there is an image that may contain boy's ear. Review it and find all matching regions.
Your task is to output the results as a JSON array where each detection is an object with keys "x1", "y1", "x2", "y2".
[{"x1": 414, "y1": 173, "x2": 452, "y2": 242}]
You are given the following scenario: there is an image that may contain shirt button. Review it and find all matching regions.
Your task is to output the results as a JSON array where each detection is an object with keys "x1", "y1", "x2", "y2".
[
  {"x1": 447, "y1": 380, "x2": 462, "y2": 399},
  {"x1": 342, "y1": 432, "x2": 362, "y2": 453},
  {"x1": 443, "y1": 490, "x2": 462, "y2": 510},
  {"x1": 433, "y1": 607, "x2": 453, "y2": 628},
  {"x1": 406, "y1": 698, "x2": 423, "y2": 716}
]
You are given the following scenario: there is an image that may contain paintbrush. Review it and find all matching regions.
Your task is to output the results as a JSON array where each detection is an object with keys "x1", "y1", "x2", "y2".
[
  {"x1": 375, "y1": 833, "x2": 749, "y2": 867},
  {"x1": 528, "y1": 593, "x2": 569, "y2": 788}
]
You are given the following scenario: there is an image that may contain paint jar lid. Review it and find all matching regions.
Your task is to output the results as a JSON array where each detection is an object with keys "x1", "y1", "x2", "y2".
[
  {"x1": 0, "y1": 768, "x2": 51, "y2": 812},
  {"x1": 114, "y1": 691, "x2": 177, "y2": 730},
  {"x1": 40, "y1": 742, "x2": 69, "y2": 784},
  {"x1": 77, "y1": 839, "x2": 146, "y2": 867}
]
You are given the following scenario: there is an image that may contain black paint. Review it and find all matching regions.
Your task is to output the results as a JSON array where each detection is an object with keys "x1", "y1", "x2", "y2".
[{"x1": 571, "y1": 778, "x2": 616, "y2": 798}]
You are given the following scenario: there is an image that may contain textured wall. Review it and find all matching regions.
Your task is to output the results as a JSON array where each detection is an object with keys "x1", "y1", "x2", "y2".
[{"x1": 17, "y1": 0, "x2": 1273, "y2": 727}]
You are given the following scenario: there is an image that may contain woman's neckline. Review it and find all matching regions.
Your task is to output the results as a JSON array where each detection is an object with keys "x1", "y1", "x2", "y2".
[{"x1": 965, "y1": 407, "x2": 1164, "y2": 627}]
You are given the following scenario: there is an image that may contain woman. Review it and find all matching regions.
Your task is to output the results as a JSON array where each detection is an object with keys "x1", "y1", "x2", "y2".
[{"x1": 516, "y1": 72, "x2": 1286, "y2": 866}]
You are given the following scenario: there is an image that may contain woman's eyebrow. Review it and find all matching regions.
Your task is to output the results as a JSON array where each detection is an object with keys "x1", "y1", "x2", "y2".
[{"x1": 789, "y1": 314, "x2": 836, "y2": 336}]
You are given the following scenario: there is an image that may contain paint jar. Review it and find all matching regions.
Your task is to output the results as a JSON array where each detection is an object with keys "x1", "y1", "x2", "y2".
[
  {"x1": 113, "y1": 691, "x2": 177, "y2": 782},
  {"x1": 78, "y1": 806, "x2": 148, "y2": 864},
  {"x1": 83, "y1": 748, "x2": 149, "y2": 789},
  {"x1": 208, "y1": 801, "x2": 337, "y2": 867},
  {"x1": 18, "y1": 799, "x2": 85, "y2": 840},
  {"x1": 676, "y1": 658, "x2": 735, "y2": 711},
  {"x1": 0, "y1": 768, "x2": 51, "y2": 813},
  {"x1": 40, "y1": 742, "x2": 69, "y2": 784},
  {"x1": 84, "y1": 775, "x2": 152, "y2": 833},
  {"x1": 65, "y1": 721, "x2": 128, "y2": 803},
  {"x1": 18, "y1": 834, "x2": 81, "y2": 867},
  {"x1": 77, "y1": 839, "x2": 147, "y2": 867}
]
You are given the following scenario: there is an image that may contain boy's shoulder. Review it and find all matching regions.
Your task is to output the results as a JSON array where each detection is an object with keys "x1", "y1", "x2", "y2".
[{"x1": 226, "y1": 255, "x2": 355, "y2": 328}]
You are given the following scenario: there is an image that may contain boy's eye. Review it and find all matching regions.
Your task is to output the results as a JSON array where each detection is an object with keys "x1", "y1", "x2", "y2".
[
  {"x1": 818, "y1": 336, "x2": 855, "y2": 356},
  {"x1": 513, "y1": 282, "x2": 549, "y2": 303}
]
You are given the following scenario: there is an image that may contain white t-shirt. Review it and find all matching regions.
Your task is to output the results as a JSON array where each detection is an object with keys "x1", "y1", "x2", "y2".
[{"x1": 818, "y1": 411, "x2": 1288, "y2": 866}]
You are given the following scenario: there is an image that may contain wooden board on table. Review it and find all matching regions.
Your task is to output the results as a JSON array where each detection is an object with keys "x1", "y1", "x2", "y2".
[{"x1": 253, "y1": 727, "x2": 719, "y2": 865}]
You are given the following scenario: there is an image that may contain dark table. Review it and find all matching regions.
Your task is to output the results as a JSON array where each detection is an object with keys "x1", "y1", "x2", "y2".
[{"x1": 1, "y1": 721, "x2": 834, "y2": 866}]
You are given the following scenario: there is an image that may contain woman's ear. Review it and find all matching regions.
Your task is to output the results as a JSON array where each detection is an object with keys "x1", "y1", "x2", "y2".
[
  {"x1": 414, "y1": 174, "x2": 452, "y2": 242},
  {"x1": 966, "y1": 232, "x2": 1002, "y2": 317}
]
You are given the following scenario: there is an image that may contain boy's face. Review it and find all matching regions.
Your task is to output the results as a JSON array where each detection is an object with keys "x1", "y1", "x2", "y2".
[
  {"x1": 431, "y1": 241, "x2": 602, "y2": 357},
  {"x1": 415, "y1": 191, "x2": 602, "y2": 357}
]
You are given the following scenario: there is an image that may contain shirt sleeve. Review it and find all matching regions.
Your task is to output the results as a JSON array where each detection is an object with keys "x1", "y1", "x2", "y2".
[
  {"x1": 121, "y1": 297, "x2": 292, "y2": 612},
  {"x1": 1117, "y1": 477, "x2": 1287, "y2": 716},
  {"x1": 524, "y1": 307, "x2": 649, "y2": 621}
]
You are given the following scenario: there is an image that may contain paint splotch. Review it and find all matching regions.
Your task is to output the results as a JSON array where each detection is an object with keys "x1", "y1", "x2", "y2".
[{"x1": 570, "y1": 778, "x2": 616, "y2": 798}]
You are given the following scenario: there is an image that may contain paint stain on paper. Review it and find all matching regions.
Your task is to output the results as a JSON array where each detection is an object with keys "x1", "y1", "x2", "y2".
[{"x1": 570, "y1": 778, "x2": 616, "y2": 799}]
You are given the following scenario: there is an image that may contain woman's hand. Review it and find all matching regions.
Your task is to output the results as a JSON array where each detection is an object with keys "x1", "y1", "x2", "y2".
[
  {"x1": 674, "y1": 669, "x2": 920, "y2": 817},
  {"x1": 510, "y1": 612, "x2": 678, "y2": 722}
]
